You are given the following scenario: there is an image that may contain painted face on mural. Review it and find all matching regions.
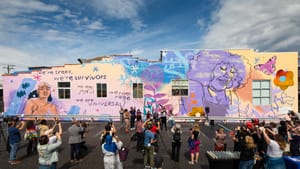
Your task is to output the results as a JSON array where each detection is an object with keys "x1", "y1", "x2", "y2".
[
  {"x1": 37, "y1": 82, "x2": 51, "y2": 99},
  {"x1": 209, "y1": 62, "x2": 237, "y2": 92}
]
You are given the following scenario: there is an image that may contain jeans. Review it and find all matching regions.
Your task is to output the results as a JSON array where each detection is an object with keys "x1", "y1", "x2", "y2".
[
  {"x1": 171, "y1": 141, "x2": 181, "y2": 162},
  {"x1": 239, "y1": 159, "x2": 254, "y2": 169},
  {"x1": 70, "y1": 143, "x2": 81, "y2": 160},
  {"x1": 39, "y1": 162, "x2": 57, "y2": 169},
  {"x1": 264, "y1": 155, "x2": 286, "y2": 169},
  {"x1": 9, "y1": 142, "x2": 20, "y2": 161}
]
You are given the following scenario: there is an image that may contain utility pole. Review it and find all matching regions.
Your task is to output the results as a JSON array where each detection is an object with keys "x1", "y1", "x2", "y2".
[{"x1": 3, "y1": 64, "x2": 15, "y2": 74}]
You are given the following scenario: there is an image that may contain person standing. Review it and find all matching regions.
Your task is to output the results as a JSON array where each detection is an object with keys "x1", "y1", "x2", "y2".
[
  {"x1": 123, "y1": 109, "x2": 130, "y2": 133},
  {"x1": 8, "y1": 120, "x2": 25, "y2": 165},
  {"x1": 25, "y1": 120, "x2": 38, "y2": 156},
  {"x1": 160, "y1": 106, "x2": 167, "y2": 131},
  {"x1": 238, "y1": 135, "x2": 256, "y2": 169},
  {"x1": 171, "y1": 123, "x2": 182, "y2": 162},
  {"x1": 188, "y1": 127, "x2": 200, "y2": 165},
  {"x1": 215, "y1": 128, "x2": 227, "y2": 151},
  {"x1": 119, "y1": 107, "x2": 124, "y2": 127},
  {"x1": 68, "y1": 120, "x2": 84, "y2": 163},
  {"x1": 261, "y1": 127, "x2": 286, "y2": 169},
  {"x1": 129, "y1": 107, "x2": 136, "y2": 130},
  {"x1": 135, "y1": 115, "x2": 144, "y2": 152},
  {"x1": 167, "y1": 110, "x2": 175, "y2": 129},
  {"x1": 102, "y1": 134, "x2": 123, "y2": 169},
  {"x1": 143, "y1": 120, "x2": 156, "y2": 169},
  {"x1": 37, "y1": 132, "x2": 62, "y2": 169}
]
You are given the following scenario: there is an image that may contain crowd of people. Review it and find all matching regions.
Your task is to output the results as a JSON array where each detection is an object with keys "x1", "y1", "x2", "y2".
[{"x1": 3, "y1": 108, "x2": 300, "y2": 169}]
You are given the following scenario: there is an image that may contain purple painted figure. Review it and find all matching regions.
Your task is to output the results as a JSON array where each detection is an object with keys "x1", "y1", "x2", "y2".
[{"x1": 186, "y1": 50, "x2": 247, "y2": 116}]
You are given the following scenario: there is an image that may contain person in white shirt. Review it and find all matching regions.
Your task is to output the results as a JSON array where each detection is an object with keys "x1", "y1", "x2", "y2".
[{"x1": 261, "y1": 127, "x2": 286, "y2": 169}]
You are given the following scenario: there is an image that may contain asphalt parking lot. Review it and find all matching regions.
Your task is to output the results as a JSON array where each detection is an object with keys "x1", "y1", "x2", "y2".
[{"x1": 0, "y1": 120, "x2": 236, "y2": 169}]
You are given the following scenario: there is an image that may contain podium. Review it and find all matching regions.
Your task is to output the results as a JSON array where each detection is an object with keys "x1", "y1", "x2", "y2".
[{"x1": 206, "y1": 151, "x2": 240, "y2": 169}]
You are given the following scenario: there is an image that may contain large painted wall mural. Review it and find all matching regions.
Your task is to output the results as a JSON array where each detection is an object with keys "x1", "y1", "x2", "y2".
[{"x1": 2, "y1": 49, "x2": 298, "y2": 119}]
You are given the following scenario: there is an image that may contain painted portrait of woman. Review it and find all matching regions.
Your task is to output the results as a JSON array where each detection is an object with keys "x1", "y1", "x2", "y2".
[
  {"x1": 186, "y1": 50, "x2": 247, "y2": 116},
  {"x1": 24, "y1": 82, "x2": 58, "y2": 115}
]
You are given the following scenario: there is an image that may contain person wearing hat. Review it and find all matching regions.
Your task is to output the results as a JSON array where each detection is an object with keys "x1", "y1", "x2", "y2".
[{"x1": 143, "y1": 119, "x2": 156, "y2": 169}]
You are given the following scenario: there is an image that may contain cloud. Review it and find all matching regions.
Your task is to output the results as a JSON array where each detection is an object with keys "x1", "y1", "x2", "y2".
[
  {"x1": 197, "y1": 18, "x2": 206, "y2": 29},
  {"x1": 0, "y1": 0, "x2": 60, "y2": 33},
  {"x1": 90, "y1": 0, "x2": 146, "y2": 31},
  {"x1": 63, "y1": 9, "x2": 77, "y2": 18},
  {"x1": 200, "y1": 0, "x2": 300, "y2": 53},
  {"x1": 86, "y1": 20, "x2": 105, "y2": 31},
  {"x1": 0, "y1": 0, "x2": 59, "y2": 16},
  {"x1": 0, "y1": 45, "x2": 42, "y2": 69},
  {"x1": 130, "y1": 19, "x2": 147, "y2": 31}
]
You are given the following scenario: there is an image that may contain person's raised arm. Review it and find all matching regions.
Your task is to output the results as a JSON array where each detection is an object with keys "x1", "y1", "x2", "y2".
[
  {"x1": 57, "y1": 121, "x2": 62, "y2": 135},
  {"x1": 262, "y1": 128, "x2": 271, "y2": 145},
  {"x1": 266, "y1": 128, "x2": 276, "y2": 136},
  {"x1": 17, "y1": 121, "x2": 25, "y2": 130}
]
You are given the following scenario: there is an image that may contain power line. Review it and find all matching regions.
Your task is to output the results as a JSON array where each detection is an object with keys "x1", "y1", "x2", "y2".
[{"x1": 2, "y1": 64, "x2": 15, "y2": 74}]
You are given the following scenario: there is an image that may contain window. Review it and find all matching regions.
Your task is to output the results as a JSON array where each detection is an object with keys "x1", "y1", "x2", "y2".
[
  {"x1": 58, "y1": 82, "x2": 70, "y2": 99},
  {"x1": 172, "y1": 79, "x2": 188, "y2": 96},
  {"x1": 252, "y1": 80, "x2": 270, "y2": 105},
  {"x1": 133, "y1": 83, "x2": 143, "y2": 98},
  {"x1": 97, "y1": 83, "x2": 107, "y2": 97}
]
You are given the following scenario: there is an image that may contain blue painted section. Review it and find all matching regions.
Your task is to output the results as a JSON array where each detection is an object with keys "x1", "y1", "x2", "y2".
[{"x1": 4, "y1": 78, "x2": 36, "y2": 116}]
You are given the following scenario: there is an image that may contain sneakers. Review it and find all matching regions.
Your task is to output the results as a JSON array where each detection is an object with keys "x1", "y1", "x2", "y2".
[{"x1": 188, "y1": 161, "x2": 194, "y2": 165}]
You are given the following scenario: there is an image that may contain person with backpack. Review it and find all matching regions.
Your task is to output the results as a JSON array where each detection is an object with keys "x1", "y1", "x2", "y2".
[{"x1": 171, "y1": 123, "x2": 182, "y2": 162}]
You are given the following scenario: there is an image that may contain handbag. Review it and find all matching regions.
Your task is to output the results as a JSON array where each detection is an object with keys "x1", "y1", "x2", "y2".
[{"x1": 119, "y1": 147, "x2": 129, "y2": 161}]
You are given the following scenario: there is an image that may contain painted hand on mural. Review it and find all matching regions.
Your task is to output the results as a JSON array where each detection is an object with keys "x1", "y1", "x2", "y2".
[{"x1": 24, "y1": 82, "x2": 58, "y2": 115}]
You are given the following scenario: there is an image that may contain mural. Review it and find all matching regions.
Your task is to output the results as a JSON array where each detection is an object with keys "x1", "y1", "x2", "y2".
[
  {"x1": 2, "y1": 49, "x2": 298, "y2": 119},
  {"x1": 254, "y1": 56, "x2": 276, "y2": 75},
  {"x1": 185, "y1": 50, "x2": 247, "y2": 116},
  {"x1": 24, "y1": 82, "x2": 58, "y2": 115}
]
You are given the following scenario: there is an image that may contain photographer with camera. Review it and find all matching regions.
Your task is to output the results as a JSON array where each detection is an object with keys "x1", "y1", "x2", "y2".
[
  {"x1": 68, "y1": 119, "x2": 84, "y2": 163},
  {"x1": 143, "y1": 119, "x2": 156, "y2": 169},
  {"x1": 7, "y1": 118, "x2": 25, "y2": 165}
]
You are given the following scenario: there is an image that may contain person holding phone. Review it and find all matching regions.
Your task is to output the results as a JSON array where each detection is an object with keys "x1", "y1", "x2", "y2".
[{"x1": 261, "y1": 127, "x2": 286, "y2": 169}]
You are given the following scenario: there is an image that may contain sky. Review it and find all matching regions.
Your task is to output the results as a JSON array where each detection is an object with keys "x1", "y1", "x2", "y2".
[{"x1": 0, "y1": 0, "x2": 300, "y2": 78}]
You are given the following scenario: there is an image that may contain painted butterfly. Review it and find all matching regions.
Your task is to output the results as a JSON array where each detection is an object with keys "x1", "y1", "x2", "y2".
[{"x1": 254, "y1": 56, "x2": 276, "y2": 75}]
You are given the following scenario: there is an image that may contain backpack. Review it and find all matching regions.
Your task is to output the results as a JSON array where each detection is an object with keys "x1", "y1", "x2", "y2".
[{"x1": 173, "y1": 130, "x2": 181, "y2": 142}]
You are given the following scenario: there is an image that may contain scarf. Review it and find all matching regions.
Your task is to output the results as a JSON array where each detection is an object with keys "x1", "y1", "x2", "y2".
[{"x1": 104, "y1": 135, "x2": 117, "y2": 153}]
